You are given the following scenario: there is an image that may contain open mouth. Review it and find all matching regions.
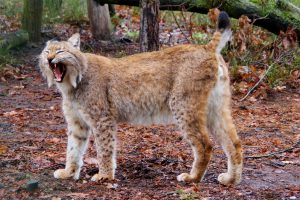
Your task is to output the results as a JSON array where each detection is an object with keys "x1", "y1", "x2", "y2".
[{"x1": 49, "y1": 62, "x2": 66, "y2": 82}]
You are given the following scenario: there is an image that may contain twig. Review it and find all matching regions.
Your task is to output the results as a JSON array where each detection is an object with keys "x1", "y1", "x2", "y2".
[
  {"x1": 239, "y1": 62, "x2": 275, "y2": 101},
  {"x1": 251, "y1": 14, "x2": 269, "y2": 25},
  {"x1": 171, "y1": 11, "x2": 190, "y2": 43},
  {"x1": 245, "y1": 140, "x2": 300, "y2": 159},
  {"x1": 160, "y1": 2, "x2": 188, "y2": 9},
  {"x1": 239, "y1": 51, "x2": 288, "y2": 101}
]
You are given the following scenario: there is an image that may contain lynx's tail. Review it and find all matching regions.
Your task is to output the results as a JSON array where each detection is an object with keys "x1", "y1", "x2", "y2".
[{"x1": 206, "y1": 11, "x2": 232, "y2": 53}]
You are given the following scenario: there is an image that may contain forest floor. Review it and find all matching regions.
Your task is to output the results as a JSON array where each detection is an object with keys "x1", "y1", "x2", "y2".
[
  {"x1": 1, "y1": 7, "x2": 300, "y2": 196},
  {"x1": 0, "y1": 37, "x2": 299, "y2": 200}
]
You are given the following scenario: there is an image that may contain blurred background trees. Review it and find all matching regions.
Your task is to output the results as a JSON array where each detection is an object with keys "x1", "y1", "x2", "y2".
[
  {"x1": 87, "y1": 0, "x2": 111, "y2": 40},
  {"x1": 139, "y1": 0, "x2": 160, "y2": 52},
  {"x1": 22, "y1": 0, "x2": 43, "y2": 42},
  {"x1": 0, "y1": 0, "x2": 299, "y2": 89}
]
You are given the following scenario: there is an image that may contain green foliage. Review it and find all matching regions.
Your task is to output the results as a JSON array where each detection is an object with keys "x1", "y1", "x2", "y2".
[
  {"x1": 267, "y1": 51, "x2": 300, "y2": 87},
  {"x1": 126, "y1": 30, "x2": 139, "y2": 42},
  {"x1": 43, "y1": 0, "x2": 88, "y2": 23},
  {"x1": 266, "y1": 64, "x2": 289, "y2": 87},
  {"x1": 176, "y1": 189, "x2": 195, "y2": 200},
  {"x1": 191, "y1": 32, "x2": 208, "y2": 44},
  {"x1": 294, "y1": 53, "x2": 300, "y2": 67},
  {"x1": 0, "y1": 0, "x2": 23, "y2": 18},
  {"x1": 61, "y1": 0, "x2": 88, "y2": 22},
  {"x1": 192, "y1": 13, "x2": 210, "y2": 26},
  {"x1": 0, "y1": 53, "x2": 16, "y2": 69},
  {"x1": 43, "y1": 0, "x2": 63, "y2": 23},
  {"x1": 132, "y1": 6, "x2": 140, "y2": 16},
  {"x1": 114, "y1": 50, "x2": 128, "y2": 58},
  {"x1": 289, "y1": 0, "x2": 300, "y2": 7},
  {"x1": 0, "y1": 0, "x2": 88, "y2": 24}
]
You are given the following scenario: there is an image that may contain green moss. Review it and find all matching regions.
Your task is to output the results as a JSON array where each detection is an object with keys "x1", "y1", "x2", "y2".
[
  {"x1": 176, "y1": 189, "x2": 195, "y2": 200},
  {"x1": 0, "y1": 53, "x2": 17, "y2": 69}
]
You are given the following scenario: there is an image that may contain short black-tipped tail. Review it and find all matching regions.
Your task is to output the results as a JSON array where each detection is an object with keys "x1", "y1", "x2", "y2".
[
  {"x1": 206, "y1": 11, "x2": 232, "y2": 53},
  {"x1": 217, "y1": 11, "x2": 231, "y2": 31}
]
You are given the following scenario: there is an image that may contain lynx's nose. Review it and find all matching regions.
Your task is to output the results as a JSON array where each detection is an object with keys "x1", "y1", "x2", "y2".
[{"x1": 48, "y1": 58, "x2": 53, "y2": 64}]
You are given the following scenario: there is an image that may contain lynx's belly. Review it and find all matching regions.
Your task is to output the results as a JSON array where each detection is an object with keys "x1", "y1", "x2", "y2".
[
  {"x1": 116, "y1": 101, "x2": 174, "y2": 125},
  {"x1": 128, "y1": 108, "x2": 174, "y2": 125}
]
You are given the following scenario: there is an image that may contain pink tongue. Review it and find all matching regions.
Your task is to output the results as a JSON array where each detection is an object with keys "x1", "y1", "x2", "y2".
[{"x1": 54, "y1": 64, "x2": 62, "y2": 81}]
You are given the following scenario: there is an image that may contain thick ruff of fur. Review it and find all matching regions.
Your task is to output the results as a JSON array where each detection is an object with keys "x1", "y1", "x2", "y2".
[{"x1": 39, "y1": 11, "x2": 243, "y2": 185}]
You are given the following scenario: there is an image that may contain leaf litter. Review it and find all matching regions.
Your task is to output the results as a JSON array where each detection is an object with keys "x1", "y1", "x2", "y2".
[{"x1": 0, "y1": 6, "x2": 299, "y2": 200}]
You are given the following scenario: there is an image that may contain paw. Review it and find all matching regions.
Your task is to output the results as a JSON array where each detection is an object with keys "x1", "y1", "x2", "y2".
[
  {"x1": 54, "y1": 169, "x2": 78, "y2": 179},
  {"x1": 177, "y1": 173, "x2": 198, "y2": 182},
  {"x1": 91, "y1": 173, "x2": 114, "y2": 182},
  {"x1": 218, "y1": 172, "x2": 241, "y2": 185}
]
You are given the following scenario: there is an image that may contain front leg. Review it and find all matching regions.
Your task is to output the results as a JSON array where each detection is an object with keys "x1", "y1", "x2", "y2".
[
  {"x1": 91, "y1": 116, "x2": 117, "y2": 181},
  {"x1": 54, "y1": 101, "x2": 90, "y2": 180}
]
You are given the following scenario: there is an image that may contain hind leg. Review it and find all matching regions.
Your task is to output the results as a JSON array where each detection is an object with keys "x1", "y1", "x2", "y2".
[
  {"x1": 209, "y1": 106, "x2": 243, "y2": 185},
  {"x1": 171, "y1": 98, "x2": 213, "y2": 183}
]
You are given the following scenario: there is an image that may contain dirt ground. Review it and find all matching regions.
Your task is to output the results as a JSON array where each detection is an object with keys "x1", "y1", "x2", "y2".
[{"x1": 0, "y1": 44, "x2": 299, "y2": 200}]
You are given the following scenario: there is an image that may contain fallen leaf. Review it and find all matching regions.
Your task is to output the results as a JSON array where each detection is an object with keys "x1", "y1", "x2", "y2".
[
  {"x1": 249, "y1": 97, "x2": 257, "y2": 102},
  {"x1": 3, "y1": 110, "x2": 18, "y2": 116},
  {"x1": 85, "y1": 157, "x2": 98, "y2": 165},
  {"x1": 0, "y1": 145, "x2": 8, "y2": 155},
  {"x1": 106, "y1": 183, "x2": 118, "y2": 189},
  {"x1": 50, "y1": 138, "x2": 60, "y2": 143}
]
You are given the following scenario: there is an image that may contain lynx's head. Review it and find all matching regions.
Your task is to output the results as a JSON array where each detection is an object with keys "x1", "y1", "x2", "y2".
[{"x1": 39, "y1": 33, "x2": 87, "y2": 88}]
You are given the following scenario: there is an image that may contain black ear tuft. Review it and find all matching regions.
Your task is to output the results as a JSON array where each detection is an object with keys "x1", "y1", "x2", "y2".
[{"x1": 217, "y1": 11, "x2": 231, "y2": 31}]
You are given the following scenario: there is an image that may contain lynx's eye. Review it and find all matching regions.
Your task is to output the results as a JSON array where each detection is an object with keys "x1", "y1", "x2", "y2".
[
  {"x1": 45, "y1": 50, "x2": 49, "y2": 54},
  {"x1": 56, "y1": 50, "x2": 64, "y2": 54}
]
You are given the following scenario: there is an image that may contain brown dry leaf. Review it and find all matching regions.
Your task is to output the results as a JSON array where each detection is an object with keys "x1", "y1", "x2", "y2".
[
  {"x1": 208, "y1": 8, "x2": 220, "y2": 25},
  {"x1": 282, "y1": 37, "x2": 290, "y2": 49},
  {"x1": 0, "y1": 145, "x2": 8, "y2": 155},
  {"x1": 280, "y1": 27, "x2": 298, "y2": 49},
  {"x1": 240, "y1": 40, "x2": 247, "y2": 52},
  {"x1": 235, "y1": 32, "x2": 247, "y2": 53},
  {"x1": 84, "y1": 157, "x2": 98, "y2": 165},
  {"x1": 272, "y1": 138, "x2": 282, "y2": 146},
  {"x1": 50, "y1": 138, "x2": 60, "y2": 143},
  {"x1": 1, "y1": 77, "x2": 7, "y2": 82},
  {"x1": 274, "y1": 86, "x2": 286, "y2": 92},
  {"x1": 290, "y1": 69, "x2": 300, "y2": 80},
  {"x1": 51, "y1": 197, "x2": 61, "y2": 200},
  {"x1": 131, "y1": 15, "x2": 140, "y2": 24},
  {"x1": 106, "y1": 183, "x2": 118, "y2": 189},
  {"x1": 13, "y1": 85, "x2": 25, "y2": 89},
  {"x1": 239, "y1": 15, "x2": 251, "y2": 33},
  {"x1": 65, "y1": 193, "x2": 89, "y2": 198},
  {"x1": 3, "y1": 110, "x2": 18, "y2": 116},
  {"x1": 251, "y1": 35, "x2": 263, "y2": 46},
  {"x1": 249, "y1": 97, "x2": 257, "y2": 102}
]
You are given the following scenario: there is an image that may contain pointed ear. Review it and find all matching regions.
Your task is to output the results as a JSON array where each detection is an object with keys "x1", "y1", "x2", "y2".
[{"x1": 68, "y1": 33, "x2": 80, "y2": 49}]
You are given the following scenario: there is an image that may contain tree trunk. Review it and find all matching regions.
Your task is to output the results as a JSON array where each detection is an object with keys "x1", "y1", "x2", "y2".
[
  {"x1": 95, "y1": 0, "x2": 300, "y2": 42},
  {"x1": 22, "y1": 0, "x2": 43, "y2": 43},
  {"x1": 87, "y1": 0, "x2": 111, "y2": 40},
  {"x1": 139, "y1": 0, "x2": 160, "y2": 52},
  {"x1": 0, "y1": 31, "x2": 29, "y2": 54}
]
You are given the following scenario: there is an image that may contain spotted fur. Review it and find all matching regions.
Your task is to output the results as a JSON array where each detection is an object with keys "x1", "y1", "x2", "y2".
[{"x1": 39, "y1": 12, "x2": 243, "y2": 185}]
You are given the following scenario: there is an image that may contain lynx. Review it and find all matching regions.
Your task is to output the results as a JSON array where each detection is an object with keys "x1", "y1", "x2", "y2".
[{"x1": 39, "y1": 11, "x2": 243, "y2": 185}]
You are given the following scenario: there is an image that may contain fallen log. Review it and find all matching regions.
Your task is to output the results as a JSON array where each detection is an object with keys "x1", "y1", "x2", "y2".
[
  {"x1": 0, "y1": 31, "x2": 29, "y2": 54},
  {"x1": 95, "y1": 0, "x2": 300, "y2": 43}
]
